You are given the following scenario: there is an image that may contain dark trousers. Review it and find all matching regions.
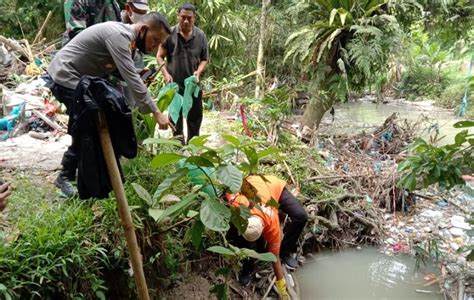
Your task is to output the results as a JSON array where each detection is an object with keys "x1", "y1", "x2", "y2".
[
  {"x1": 226, "y1": 188, "x2": 308, "y2": 271},
  {"x1": 279, "y1": 188, "x2": 308, "y2": 255},
  {"x1": 171, "y1": 89, "x2": 203, "y2": 144},
  {"x1": 49, "y1": 81, "x2": 78, "y2": 179}
]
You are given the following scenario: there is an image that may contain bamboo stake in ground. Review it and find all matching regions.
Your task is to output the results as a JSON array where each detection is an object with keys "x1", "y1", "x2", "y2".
[{"x1": 96, "y1": 112, "x2": 150, "y2": 300}]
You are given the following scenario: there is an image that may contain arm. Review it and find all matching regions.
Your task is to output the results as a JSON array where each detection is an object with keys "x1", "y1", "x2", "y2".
[
  {"x1": 157, "y1": 45, "x2": 173, "y2": 83},
  {"x1": 194, "y1": 34, "x2": 209, "y2": 81},
  {"x1": 0, "y1": 182, "x2": 11, "y2": 212},
  {"x1": 272, "y1": 258, "x2": 284, "y2": 280},
  {"x1": 105, "y1": 33, "x2": 172, "y2": 129},
  {"x1": 193, "y1": 60, "x2": 208, "y2": 81}
]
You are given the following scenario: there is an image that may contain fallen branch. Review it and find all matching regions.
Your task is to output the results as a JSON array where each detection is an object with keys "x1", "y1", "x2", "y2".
[
  {"x1": 0, "y1": 35, "x2": 29, "y2": 59},
  {"x1": 308, "y1": 174, "x2": 368, "y2": 181},
  {"x1": 229, "y1": 282, "x2": 247, "y2": 298},
  {"x1": 33, "y1": 11, "x2": 53, "y2": 45}
]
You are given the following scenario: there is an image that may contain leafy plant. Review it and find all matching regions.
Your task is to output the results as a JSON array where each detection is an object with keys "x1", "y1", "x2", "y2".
[
  {"x1": 132, "y1": 134, "x2": 280, "y2": 298},
  {"x1": 398, "y1": 120, "x2": 474, "y2": 191},
  {"x1": 284, "y1": 0, "x2": 402, "y2": 128}
]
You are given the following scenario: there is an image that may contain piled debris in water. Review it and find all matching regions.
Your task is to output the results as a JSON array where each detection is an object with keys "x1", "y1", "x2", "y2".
[{"x1": 381, "y1": 185, "x2": 473, "y2": 300}]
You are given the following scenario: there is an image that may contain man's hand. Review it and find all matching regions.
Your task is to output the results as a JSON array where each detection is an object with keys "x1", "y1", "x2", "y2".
[
  {"x1": 163, "y1": 72, "x2": 173, "y2": 84},
  {"x1": 275, "y1": 278, "x2": 290, "y2": 299},
  {"x1": 153, "y1": 111, "x2": 175, "y2": 131},
  {"x1": 193, "y1": 71, "x2": 200, "y2": 82},
  {"x1": 0, "y1": 182, "x2": 11, "y2": 212}
]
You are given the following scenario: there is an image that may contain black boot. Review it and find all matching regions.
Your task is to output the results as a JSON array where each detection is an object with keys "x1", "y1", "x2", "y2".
[
  {"x1": 55, "y1": 173, "x2": 78, "y2": 198},
  {"x1": 281, "y1": 253, "x2": 298, "y2": 270},
  {"x1": 238, "y1": 259, "x2": 255, "y2": 286}
]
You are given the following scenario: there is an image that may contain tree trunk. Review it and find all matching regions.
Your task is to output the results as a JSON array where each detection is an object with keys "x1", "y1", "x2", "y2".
[
  {"x1": 302, "y1": 95, "x2": 336, "y2": 130},
  {"x1": 255, "y1": 0, "x2": 270, "y2": 99}
]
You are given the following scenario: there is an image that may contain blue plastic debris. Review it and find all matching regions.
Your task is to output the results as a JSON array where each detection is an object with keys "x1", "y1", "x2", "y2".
[
  {"x1": 436, "y1": 199, "x2": 449, "y2": 208},
  {"x1": 372, "y1": 160, "x2": 382, "y2": 174},
  {"x1": 382, "y1": 131, "x2": 393, "y2": 141}
]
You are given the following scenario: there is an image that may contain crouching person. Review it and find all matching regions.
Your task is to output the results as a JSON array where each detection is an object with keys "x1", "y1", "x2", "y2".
[{"x1": 226, "y1": 175, "x2": 308, "y2": 297}]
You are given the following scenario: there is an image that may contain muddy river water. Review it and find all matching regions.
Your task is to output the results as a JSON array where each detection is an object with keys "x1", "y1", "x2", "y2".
[
  {"x1": 321, "y1": 100, "x2": 471, "y2": 145},
  {"x1": 295, "y1": 248, "x2": 443, "y2": 300}
]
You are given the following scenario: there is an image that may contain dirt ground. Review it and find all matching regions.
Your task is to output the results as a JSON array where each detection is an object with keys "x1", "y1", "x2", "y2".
[{"x1": 163, "y1": 273, "x2": 216, "y2": 300}]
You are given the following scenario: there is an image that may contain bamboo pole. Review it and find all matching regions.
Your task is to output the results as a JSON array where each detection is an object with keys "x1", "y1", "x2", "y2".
[
  {"x1": 96, "y1": 112, "x2": 150, "y2": 300},
  {"x1": 33, "y1": 11, "x2": 53, "y2": 45}
]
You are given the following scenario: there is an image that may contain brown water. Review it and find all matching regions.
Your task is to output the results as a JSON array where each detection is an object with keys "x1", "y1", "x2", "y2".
[
  {"x1": 322, "y1": 100, "x2": 471, "y2": 145},
  {"x1": 295, "y1": 248, "x2": 443, "y2": 300}
]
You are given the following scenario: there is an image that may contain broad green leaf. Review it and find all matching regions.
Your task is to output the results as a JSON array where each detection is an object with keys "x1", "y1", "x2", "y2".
[
  {"x1": 186, "y1": 156, "x2": 215, "y2": 168},
  {"x1": 148, "y1": 208, "x2": 165, "y2": 222},
  {"x1": 188, "y1": 134, "x2": 210, "y2": 147},
  {"x1": 131, "y1": 183, "x2": 153, "y2": 206},
  {"x1": 453, "y1": 121, "x2": 474, "y2": 128},
  {"x1": 455, "y1": 130, "x2": 469, "y2": 146},
  {"x1": 201, "y1": 150, "x2": 221, "y2": 164},
  {"x1": 200, "y1": 198, "x2": 231, "y2": 232},
  {"x1": 222, "y1": 134, "x2": 241, "y2": 147},
  {"x1": 157, "y1": 193, "x2": 198, "y2": 223},
  {"x1": 156, "y1": 83, "x2": 178, "y2": 112},
  {"x1": 239, "y1": 248, "x2": 277, "y2": 262},
  {"x1": 143, "y1": 138, "x2": 183, "y2": 148},
  {"x1": 207, "y1": 246, "x2": 236, "y2": 256},
  {"x1": 217, "y1": 165, "x2": 243, "y2": 193},
  {"x1": 209, "y1": 283, "x2": 227, "y2": 300},
  {"x1": 257, "y1": 148, "x2": 280, "y2": 159},
  {"x1": 187, "y1": 210, "x2": 199, "y2": 218},
  {"x1": 191, "y1": 220, "x2": 204, "y2": 249},
  {"x1": 151, "y1": 153, "x2": 185, "y2": 168},
  {"x1": 266, "y1": 198, "x2": 280, "y2": 209},
  {"x1": 230, "y1": 206, "x2": 249, "y2": 235},
  {"x1": 243, "y1": 147, "x2": 258, "y2": 172},
  {"x1": 153, "y1": 169, "x2": 187, "y2": 201},
  {"x1": 402, "y1": 173, "x2": 417, "y2": 191}
]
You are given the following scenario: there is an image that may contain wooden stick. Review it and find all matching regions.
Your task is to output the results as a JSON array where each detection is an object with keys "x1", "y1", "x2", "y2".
[
  {"x1": 33, "y1": 11, "x2": 53, "y2": 45},
  {"x1": 97, "y1": 112, "x2": 150, "y2": 300},
  {"x1": 283, "y1": 160, "x2": 298, "y2": 188},
  {"x1": 32, "y1": 109, "x2": 63, "y2": 132},
  {"x1": 262, "y1": 276, "x2": 276, "y2": 300}
]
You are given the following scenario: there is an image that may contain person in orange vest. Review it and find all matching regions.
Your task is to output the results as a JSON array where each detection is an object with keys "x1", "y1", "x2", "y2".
[{"x1": 226, "y1": 175, "x2": 308, "y2": 296}]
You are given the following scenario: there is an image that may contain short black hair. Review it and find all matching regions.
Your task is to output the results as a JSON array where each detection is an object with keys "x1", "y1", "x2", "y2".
[
  {"x1": 178, "y1": 3, "x2": 196, "y2": 15},
  {"x1": 140, "y1": 12, "x2": 172, "y2": 34}
]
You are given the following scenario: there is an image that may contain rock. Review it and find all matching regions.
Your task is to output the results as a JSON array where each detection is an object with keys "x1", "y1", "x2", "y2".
[
  {"x1": 449, "y1": 227, "x2": 464, "y2": 237},
  {"x1": 420, "y1": 209, "x2": 443, "y2": 221},
  {"x1": 386, "y1": 238, "x2": 396, "y2": 245},
  {"x1": 423, "y1": 226, "x2": 432, "y2": 233},
  {"x1": 451, "y1": 215, "x2": 471, "y2": 230},
  {"x1": 450, "y1": 242, "x2": 460, "y2": 251}
]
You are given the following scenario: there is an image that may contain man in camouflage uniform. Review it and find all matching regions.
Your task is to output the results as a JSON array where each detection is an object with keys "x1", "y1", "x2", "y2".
[{"x1": 62, "y1": 0, "x2": 121, "y2": 46}]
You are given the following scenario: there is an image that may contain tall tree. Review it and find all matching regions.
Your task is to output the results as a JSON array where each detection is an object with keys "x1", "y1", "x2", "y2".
[
  {"x1": 255, "y1": 0, "x2": 271, "y2": 99},
  {"x1": 284, "y1": 0, "x2": 402, "y2": 129}
]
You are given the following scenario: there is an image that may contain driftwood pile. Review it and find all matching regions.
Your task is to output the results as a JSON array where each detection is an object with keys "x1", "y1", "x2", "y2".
[
  {"x1": 283, "y1": 113, "x2": 422, "y2": 251},
  {"x1": 0, "y1": 11, "x2": 57, "y2": 84}
]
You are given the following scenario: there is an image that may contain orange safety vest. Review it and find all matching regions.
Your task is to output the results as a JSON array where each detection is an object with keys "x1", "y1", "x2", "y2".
[{"x1": 227, "y1": 175, "x2": 287, "y2": 256}]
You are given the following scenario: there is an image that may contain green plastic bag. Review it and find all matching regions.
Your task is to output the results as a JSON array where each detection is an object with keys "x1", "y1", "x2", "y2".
[{"x1": 182, "y1": 76, "x2": 200, "y2": 119}]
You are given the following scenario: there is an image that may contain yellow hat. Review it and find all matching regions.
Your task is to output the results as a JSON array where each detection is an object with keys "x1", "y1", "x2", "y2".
[{"x1": 242, "y1": 216, "x2": 264, "y2": 242}]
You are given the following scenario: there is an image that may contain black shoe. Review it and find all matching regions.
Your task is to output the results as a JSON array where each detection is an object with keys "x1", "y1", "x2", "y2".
[
  {"x1": 55, "y1": 175, "x2": 78, "y2": 198},
  {"x1": 238, "y1": 270, "x2": 253, "y2": 286},
  {"x1": 281, "y1": 254, "x2": 298, "y2": 270}
]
